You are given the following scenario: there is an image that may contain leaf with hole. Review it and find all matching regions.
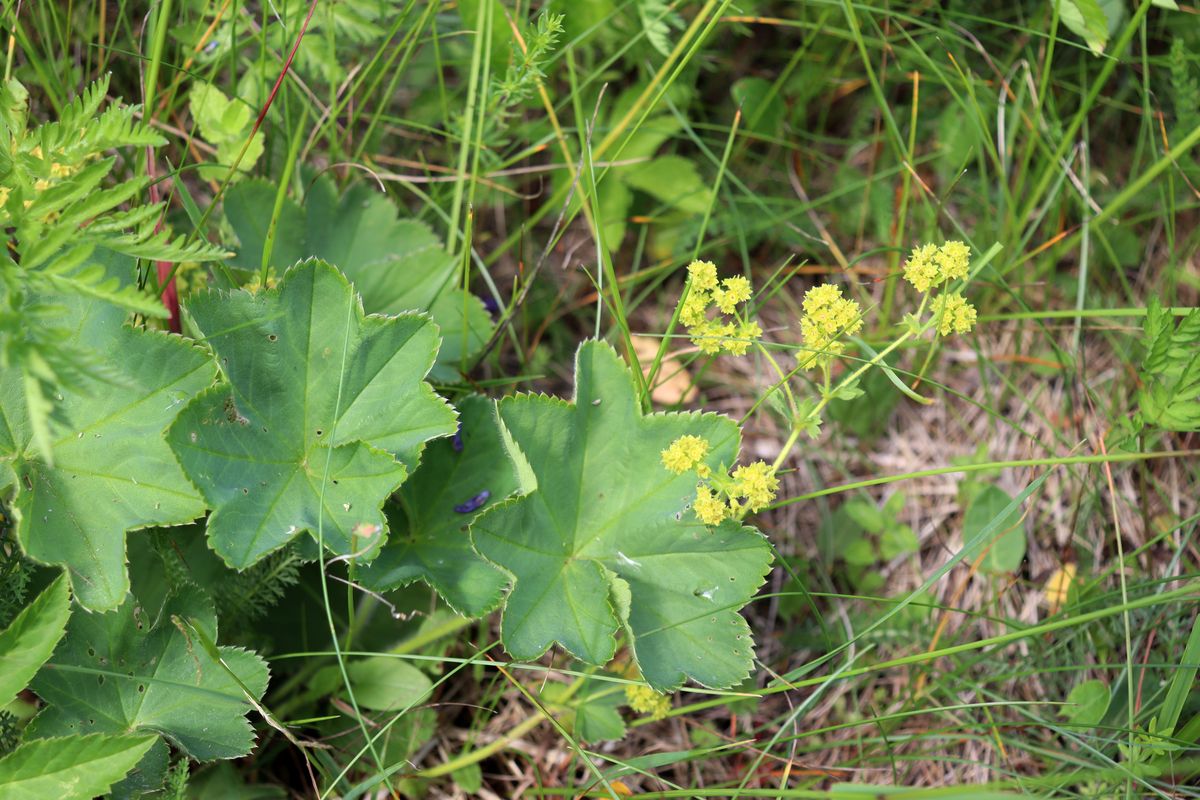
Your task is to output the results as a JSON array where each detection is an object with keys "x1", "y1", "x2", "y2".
[
  {"x1": 0, "y1": 298, "x2": 215, "y2": 611},
  {"x1": 471, "y1": 341, "x2": 772, "y2": 690},
  {"x1": 167, "y1": 259, "x2": 456, "y2": 569},
  {"x1": 28, "y1": 585, "x2": 268, "y2": 761}
]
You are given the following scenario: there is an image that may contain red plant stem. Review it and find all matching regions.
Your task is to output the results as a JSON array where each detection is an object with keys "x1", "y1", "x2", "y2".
[
  {"x1": 145, "y1": 156, "x2": 181, "y2": 332},
  {"x1": 249, "y1": 0, "x2": 319, "y2": 142}
]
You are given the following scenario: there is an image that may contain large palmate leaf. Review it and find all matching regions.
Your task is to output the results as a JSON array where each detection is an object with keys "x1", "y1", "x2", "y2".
[
  {"x1": 0, "y1": 300, "x2": 215, "y2": 611},
  {"x1": 222, "y1": 175, "x2": 494, "y2": 379},
  {"x1": 0, "y1": 573, "x2": 70, "y2": 705},
  {"x1": 167, "y1": 259, "x2": 456, "y2": 569},
  {"x1": 361, "y1": 395, "x2": 519, "y2": 617},
  {"x1": 472, "y1": 341, "x2": 773, "y2": 691},
  {"x1": 0, "y1": 734, "x2": 156, "y2": 800},
  {"x1": 29, "y1": 585, "x2": 269, "y2": 761}
]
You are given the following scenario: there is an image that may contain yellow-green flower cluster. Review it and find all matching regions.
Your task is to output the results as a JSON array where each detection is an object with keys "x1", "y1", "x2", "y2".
[
  {"x1": 660, "y1": 436, "x2": 779, "y2": 525},
  {"x1": 799, "y1": 283, "x2": 863, "y2": 367},
  {"x1": 661, "y1": 435, "x2": 711, "y2": 478},
  {"x1": 678, "y1": 260, "x2": 760, "y2": 356},
  {"x1": 730, "y1": 461, "x2": 779, "y2": 513},
  {"x1": 625, "y1": 682, "x2": 671, "y2": 720},
  {"x1": 930, "y1": 291, "x2": 978, "y2": 336},
  {"x1": 903, "y1": 240, "x2": 971, "y2": 292},
  {"x1": 694, "y1": 486, "x2": 728, "y2": 525}
]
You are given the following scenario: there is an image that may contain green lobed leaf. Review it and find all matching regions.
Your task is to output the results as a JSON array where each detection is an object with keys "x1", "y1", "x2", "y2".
[
  {"x1": 167, "y1": 259, "x2": 456, "y2": 569},
  {"x1": 28, "y1": 585, "x2": 269, "y2": 761},
  {"x1": 360, "y1": 395, "x2": 514, "y2": 617},
  {"x1": 0, "y1": 300, "x2": 215, "y2": 611},
  {"x1": 471, "y1": 341, "x2": 773, "y2": 691},
  {"x1": 0, "y1": 573, "x2": 70, "y2": 705},
  {"x1": 222, "y1": 176, "x2": 494, "y2": 379},
  {"x1": 0, "y1": 733, "x2": 156, "y2": 800}
]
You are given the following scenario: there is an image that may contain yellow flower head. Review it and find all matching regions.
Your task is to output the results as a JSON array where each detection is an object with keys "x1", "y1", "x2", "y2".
[
  {"x1": 690, "y1": 319, "x2": 732, "y2": 355},
  {"x1": 679, "y1": 290, "x2": 710, "y2": 327},
  {"x1": 799, "y1": 283, "x2": 862, "y2": 366},
  {"x1": 694, "y1": 485, "x2": 729, "y2": 526},
  {"x1": 625, "y1": 683, "x2": 671, "y2": 720},
  {"x1": 731, "y1": 461, "x2": 779, "y2": 512},
  {"x1": 903, "y1": 243, "x2": 940, "y2": 293},
  {"x1": 721, "y1": 319, "x2": 761, "y2": 357},
  {"x1": 931, "y1": 291, "x2": 977, "y2": 336},
  {"x1": 661, "y1": 435, "x2": 710, "y2": 475},
  {"x1": 687, "y1": 259, "x2": 719, "y2": 292},
  {"x1": 935, "y1": 241, "x2": 971, "y2": 281},
  {"x1": 713, "y1": 275, "x2": 752, "y2": 314}
]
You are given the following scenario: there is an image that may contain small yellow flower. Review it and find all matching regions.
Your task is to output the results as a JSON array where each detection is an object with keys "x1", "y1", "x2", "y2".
[
  {"x1": 690, "y1": 319, "x2": 731, "y2": 355},
  {"x1": 931, "y1": 291, "x2": 977, "y2": 336},
  {"x1": 731, "y1": 461, "x2": 779, "y2": 512},
  {"x1": 687, "y1": 259, "x2": 719, "y2": 292},
  {"x1": 679, "y1": 290, "x2": 710, "y2": 327},
  {"x1": 661, "y1": 435, "x2": 710, "y2": 474},
  {"x1": 694, "y1": 486, "x2": 728, "y2": 525},
  {"x1": 799, "y1": 283, "x2": 862, "y2": 366},
  {"x1": 713, "y1": 275, "x2": 752, "y2": 314},
  {"x1": 936, "y1": 241, "x2": 971, "y2": 281},
  {"x1": 720, "y1": 319, "x2": 761, "y2": 356},
  {"x1": 903, "y1": 243, "x2": 940, "y2": 293},
  {"x1": 625, "y1": 683, "x2": 671, "y2": 720}
]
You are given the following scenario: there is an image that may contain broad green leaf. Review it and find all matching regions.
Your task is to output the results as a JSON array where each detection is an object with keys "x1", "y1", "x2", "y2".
[
  {"x1": 0, "y1": 733, "x2": 156, "y2": 800},
  {"x1": 167, "y1": 260, "x2": 456, "y2": 569},
  {"x1": 1055, "y1": 0, "x2": 1110, "y2": 53},
  {"x1": 220, "y1": 180, "x2": 305, "y2": 272},
  {"x1": 0, "y1": 301, "x2": 215, "y2": 611},
  {"x1": 361, "y1": 395, "x2": 513, "y2": 617},
  {"x1": 222, "y1": 176, "x2": 494, "y2": 378},
  {"x1": 621, "y1": 155, "x2": 712, "y2": 215},
  {"x1": 314, "y1": 656, "x2": 432, "y2": 712},
  {"x1": 1063, "y1": 679, "x2": 1110, "y2": 727},
  {"x1": 0, "y1": 573, "x2": 70, "y2": 704},
  {"x1": 730, "y1": 77, "x2": 785, "y2": 136},
  {"x1": 961, "y1": 485, "x2": 1027, "y2": 574},
  {"x1": 595, "y1": 176, "x2": 634, "y2": 250},
  {"x1": 29, "y1": 585, "x2": 269, "y2": 760},
  {"x1": 471, "y1": 341, "x2": 773, "y2": 690}
]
